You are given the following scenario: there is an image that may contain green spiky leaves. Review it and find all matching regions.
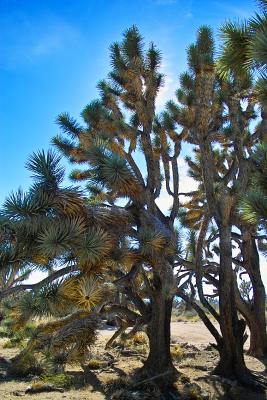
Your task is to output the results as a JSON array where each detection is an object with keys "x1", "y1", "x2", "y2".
[
  {"x1": 37, "y1": 217, "x2": 86, "y2": 258},
  {"x1": 76, "y1": 227, "x2": 112, "y2": 267},
  {"x1": 26, "y1": 150, "x2": 64, "y2": 190},
  {"x1": 3, "y1": 189, "x2": 52, "y2": 220},
  {"x1": 188, "y1": 26, "x2": 214, "y2": 72},
  {"x1": 136, "y1": 228, "x2": 175, "y2": 261}
]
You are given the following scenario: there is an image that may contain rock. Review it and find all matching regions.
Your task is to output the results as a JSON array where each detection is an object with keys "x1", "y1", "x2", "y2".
[
  {"x1": 13, "y1": 391, "x2": 25, "y2": 397},
  {"x1": 120, "y1": 349, "x2": 139, "y2": 356}
]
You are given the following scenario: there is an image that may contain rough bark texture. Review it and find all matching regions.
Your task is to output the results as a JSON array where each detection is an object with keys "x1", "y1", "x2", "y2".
[
  {"x1": 214, "y1": 224, "x2": 250, "y2": 380},
  {"x1": 243, "y1": 232, "x2": 267, "y2": 358},
  {"x1": 248, "y1": 315, "x2": 267, "y2": 358},
  {"x1": 140, "y1": 294, "x2": 178, "y2": 386}
]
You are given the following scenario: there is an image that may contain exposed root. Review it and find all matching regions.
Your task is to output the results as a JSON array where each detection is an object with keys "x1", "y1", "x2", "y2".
[{"x1": 213, "y1": 366, "x2": 267, "y2": 392}]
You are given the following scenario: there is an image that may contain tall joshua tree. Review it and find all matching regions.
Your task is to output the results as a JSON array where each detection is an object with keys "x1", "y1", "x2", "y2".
[
  {"x1": 179, "y1": 150, "x2": 267, "y2": 360},
  {"x1": 167, "y1": 26, "x2": 267, "y2": 386},
  {"x1": 53, "y1": 26, "x2": 183, "y2": 382}
]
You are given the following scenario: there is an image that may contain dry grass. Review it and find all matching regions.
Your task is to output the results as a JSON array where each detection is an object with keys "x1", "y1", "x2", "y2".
[
  {"x1": 33, "y1": 373, "x2": 73, "y2": 389},
  {"x1": 116, "y1": 331, "x2": 149, "y2": 356},
  {"x1": 170, "y1": 344, "x2": 184, "y2": 363},
  {"x1": 171, "y1": 311, "x2": 200, "y2": 323},
  {"x1": 104, "y1": 376, "x2": 161, "y2": 400},
  {"x1": 86, "y1": 358, "x2": 107, "y2": 370}
]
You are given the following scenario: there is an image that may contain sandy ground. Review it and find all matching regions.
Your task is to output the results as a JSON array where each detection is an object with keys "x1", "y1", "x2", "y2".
[
  {"x1": 0, "y1": 321, "x2": 265, "y2": 400},
  {"x1": 100, "y1": 320, "x2": 219, "y2": 344}
]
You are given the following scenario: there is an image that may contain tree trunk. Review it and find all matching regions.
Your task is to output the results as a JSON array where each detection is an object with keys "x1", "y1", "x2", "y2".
[
  {"x1": 248, "y1": 314, "x2": 267, "y2": 359},
  {"x1": 242, "y1": 232, "x2": 267, "y2": 358},
  {"x1": 235, "y1": 280, "x2": 267, "y2": 360},
  {"x1": 214, "y1": 224, "x2": 249, "y2": 380},
  {"x1": 140, "y1": 293, "x2": 177, "y2": 385}
]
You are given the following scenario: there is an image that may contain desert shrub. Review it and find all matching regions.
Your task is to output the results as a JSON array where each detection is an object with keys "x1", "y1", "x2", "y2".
[
  {"x1": 170, "y1": 344, "x2": 183, "y2": 362},
  {"x1": 23, "y1": 321, "x2": 37, "y2": 337},
  {"x1": 3, "y1": 339, "x2": 19, "y2": 348},
  {"x1": 130, "y1": 332, "x2": 147, "y2": 345},
  {"x1": 43, "y1": 351, "x2": 69, "y2": 374},
  {"x1": 0, "y1": 325, "x2": 9, "y2": 338},
  {"x1": 171, "y1": 309, "x2": 199, "y2": 323},
  {"x1": 181, "y1": 382, "x2": 209, "y2": 400},
  {"x1": 86, "y1": 358, "x2": 107, "y2": 370},
  {"x1": 35, "y1": 373, "x2": 73, "y2": 389},
  {"x1": 118, "y1": 332, "x2": 149, "y2": 355},
  {"x1": 0, "y1": 319, "x2": 37, "y2": 347}
]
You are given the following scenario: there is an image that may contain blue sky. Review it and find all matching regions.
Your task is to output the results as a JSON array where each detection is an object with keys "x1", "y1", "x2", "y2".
[
  {"x1": 0, "y1": 0, "x2": 256, "y2": 205},
  {"x1": 2, "y1": 0, "x2": 264, "y2": 287}
]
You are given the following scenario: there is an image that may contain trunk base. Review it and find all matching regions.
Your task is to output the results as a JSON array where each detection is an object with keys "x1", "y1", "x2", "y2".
[
  {"x1": 136, "y1": 362, "x2": 179, "y2": 390},
  {"x1": 213, "y1": 362, "x2": 267, "y2": 391}
]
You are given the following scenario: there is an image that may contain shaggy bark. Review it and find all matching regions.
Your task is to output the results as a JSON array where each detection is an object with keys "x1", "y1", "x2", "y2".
[
  {"x1": 239, "y1": 230, "x2": 267, "y2": 358},
  {"x1": 140, "y1": 293, "x2": 178, "y2": 385},
  {"x1": 214, "y1": 225, "x2": 252, "y2": 381}
]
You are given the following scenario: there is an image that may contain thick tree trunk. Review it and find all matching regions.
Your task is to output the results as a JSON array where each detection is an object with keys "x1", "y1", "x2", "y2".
[
  {"x1": 140, "y1": 293, "x2": 177, "y2": 385},
  {"x1": 248, "y1": 314, "x2": 267, "y2": 358},
  {"x1": 214, "y1": 224, "x2": 249, "y2": 380},
  {"x1": 242, "y1": 232, "x2": 267, "y2": 358},
  {"x1": 235, "y1": 281, "x2": 267, "y2": 360}
]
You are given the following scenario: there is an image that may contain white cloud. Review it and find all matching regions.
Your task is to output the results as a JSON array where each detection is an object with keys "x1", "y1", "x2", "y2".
[
  {"x1": 156, "y1": 60, "x2": 178, "y2": 111},
  {"x1": 214, "y1": 1, "x2": 252, "y2": 19},
  {"x1": 156, "y1": 157, "x2": 198, "y2": 214}
]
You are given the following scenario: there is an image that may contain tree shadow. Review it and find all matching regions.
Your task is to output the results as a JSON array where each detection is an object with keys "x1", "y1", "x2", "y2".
[
  {"x1": 196, "y1": 375, "x2": 267, "y2": 400},
  {"x1": 67, "y1": 369, "x2": 106, "y2": 395}
]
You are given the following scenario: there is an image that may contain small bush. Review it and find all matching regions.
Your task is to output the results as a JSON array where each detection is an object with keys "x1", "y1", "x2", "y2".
[
  {"x1": 182, "y1": 382, "x2": 208, "y2": 400},
  {"x1": 23, "y1": 321, "x2": 37, "y2": 337},
  {"x1": 170, "y1": 344, "x2": 183, "y2": 362},
  {"x1": 3, "y1": 339, "x2": 17, "y2": 349},
  {"x1": 131, "y1": 332, "x2": 147, "y2": 345},
  {"x1": 86, "y1": 358, "x2": 106, "y2": 370},
  {"x1": 0, "y1": 326, "x2": 9, "y2": 338},
  {"x1": 38, "y1": 373, "x2": 73, "y2": 389},
  {"x1": 118, "y1": 332, "x2": 149, "y2": 356}
]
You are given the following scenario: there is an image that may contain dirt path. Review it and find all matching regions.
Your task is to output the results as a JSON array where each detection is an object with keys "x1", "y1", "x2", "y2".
[
  {"x1": 100, "y1": 321, "x2": 251, "y2": 348},
  {"x1": 99, "y1": 321, "x2": 216, "y2": 343}
]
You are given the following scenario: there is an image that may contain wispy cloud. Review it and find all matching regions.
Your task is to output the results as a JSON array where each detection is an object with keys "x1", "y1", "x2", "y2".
[
  {"x1": 156, "y1": 59, "x2": 178, "y2": 111},
  {"x1": 185, "y1": 12, "x2": 193, "y2": 19},
  {"x1": 156, "y1": 158, "x2": 198, "y2": 214},
  {"x1": 1, "y1": 14, "x2": 80, "y2": 68},
  {"x1": 214, "y1": 1, "x2": 252, "y2": 19}
]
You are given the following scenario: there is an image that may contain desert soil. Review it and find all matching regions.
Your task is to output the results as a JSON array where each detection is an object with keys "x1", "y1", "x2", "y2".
[{"x1": 0, "y1": 321, "x2": 266, "y2": 399}]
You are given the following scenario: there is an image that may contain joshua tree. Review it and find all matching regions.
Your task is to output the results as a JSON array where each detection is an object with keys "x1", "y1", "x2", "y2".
[
  {"x1": 179, "y1": 150, "x2": 267, "y2": 360},
  {"x1": 218, "y1": 0, "x2": 267, "y2": 78},
  {"x1": 0, "y1": 150, "x2": 131, "y2": 300},
  {"x1": 0, "y1": 149, "x2": 134, "y2": 373},
  {"x1": 240, "y1": 143, "x2": 267, "y2": 230},
  {"x1": 53, "y1": 26, "x2": 185, "y2": 383},
  {"x1": 167, "y1": 26, "x2": 267, "y2": 386}
]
